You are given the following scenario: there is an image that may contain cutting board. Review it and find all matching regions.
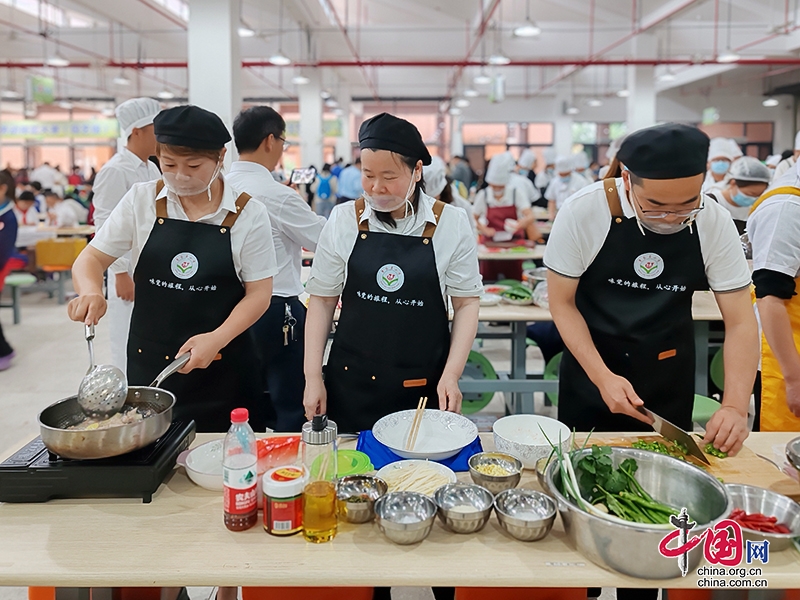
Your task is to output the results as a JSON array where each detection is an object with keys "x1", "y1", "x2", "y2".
[{"x1": 581, "y1": 433, "x2": 800, "y2": 501}]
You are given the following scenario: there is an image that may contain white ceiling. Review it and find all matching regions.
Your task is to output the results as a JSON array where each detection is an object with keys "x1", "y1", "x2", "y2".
[{"x1": 0, "y1": 0, "x2": 799, "y2": 106}]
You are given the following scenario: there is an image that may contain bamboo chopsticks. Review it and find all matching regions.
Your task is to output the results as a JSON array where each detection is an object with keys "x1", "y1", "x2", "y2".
[{"x1": 405, "y1": 396, "x2": 428, "y2": 451}]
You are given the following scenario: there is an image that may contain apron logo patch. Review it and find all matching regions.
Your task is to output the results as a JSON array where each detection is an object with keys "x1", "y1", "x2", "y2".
[
  {"x1": 634, "y1": 252, "x2": 664, "y2": 280},
  {"x1": 171, "y1": 252, "x2": 199, "y2": 280},
  {"x1": 377, "y1": 264, "x2": 405, "y2": 292}
]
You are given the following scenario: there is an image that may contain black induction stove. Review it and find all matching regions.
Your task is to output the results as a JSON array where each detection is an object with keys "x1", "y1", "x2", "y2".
[{"x1": 0, "y1": 420, "x2": 196, "y2": 503}]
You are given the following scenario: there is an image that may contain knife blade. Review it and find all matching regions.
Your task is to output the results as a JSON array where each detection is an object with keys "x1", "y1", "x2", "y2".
[{"x1": 639, "y1": 407, "x2": 711, "y2": 465}]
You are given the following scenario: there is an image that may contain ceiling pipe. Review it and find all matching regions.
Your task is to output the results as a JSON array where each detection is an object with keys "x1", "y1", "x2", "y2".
[
  {"x1": 321, "y1": 0, "x2": 379, "y2": 100},
  {"x1": 445, "y1": 0, "x2": 502, "y2": 99}
]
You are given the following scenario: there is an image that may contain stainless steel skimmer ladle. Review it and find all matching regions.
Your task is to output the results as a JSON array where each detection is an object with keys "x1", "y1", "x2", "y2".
[{"x1": 77, "y1": 324, "x2": 129, "y2": 418}]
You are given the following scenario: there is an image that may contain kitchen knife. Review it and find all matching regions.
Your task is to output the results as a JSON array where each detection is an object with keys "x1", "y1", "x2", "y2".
[{"x1": 639, "y1": 407, "x2": 711, "y2": 465}]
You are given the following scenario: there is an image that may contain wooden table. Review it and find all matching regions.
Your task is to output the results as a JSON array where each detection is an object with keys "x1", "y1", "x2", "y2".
[
  {"x1": 477, "y1": 245, "x2": 545, "y2": 261},
  {"x1": 467, "y1": 292, "x2": 722, "y2": 413},
  {"x1": 0, "y1": 432, "x2": 797, "y2": 592}
]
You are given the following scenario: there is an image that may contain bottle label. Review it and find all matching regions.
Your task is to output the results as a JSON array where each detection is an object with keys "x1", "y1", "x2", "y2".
[{"x1": 223, "y1": 460, "x2": 257, "y2": 515}]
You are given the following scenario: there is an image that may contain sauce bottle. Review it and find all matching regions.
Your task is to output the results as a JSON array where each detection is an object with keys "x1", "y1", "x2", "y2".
[
  {"x1": 301, "y1": 415, "x2": 338, "y2": 543},
  {"x1": 223, "y1": 408, "x2": 258, "y2": 531}
]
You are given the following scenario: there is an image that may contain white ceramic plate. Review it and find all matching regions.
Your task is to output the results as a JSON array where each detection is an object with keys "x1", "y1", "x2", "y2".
[
  {"x1": 376, "y1": 459, "x2": 457, "y2": 496},
  {"x1": 373, "y1": 409, "x2": 478, "y2": 460},
  {"x1": 492, "y1": 415, "x2": 570, "y2": 469},
  {"x1": 177, "y1": 439, "x2": 223, "y2": 491},
  {"x1": 480, "y1": 293, "x2": 502, "y2": 307}
]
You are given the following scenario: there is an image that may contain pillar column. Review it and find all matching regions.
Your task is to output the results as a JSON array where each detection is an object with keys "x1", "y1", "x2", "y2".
[
  {"x1": 299, "y1": 71, "x2": 324, "y2": 169},
  {"x1": 553, "y1": 87, "x2": 573, "y2": 157},
  {"x1": 626, "y1": 34, "x2": 657, "y2": 133},
  {"x1": 334, "y1": 87, "x2": 352, "y2": 163},
  {"x1": 188, "y1": 0, "x2": 241, "y2": 161}
]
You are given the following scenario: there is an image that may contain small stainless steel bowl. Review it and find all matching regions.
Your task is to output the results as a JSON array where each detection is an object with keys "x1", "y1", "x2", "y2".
[
  {"x1": 434, "y1": 483, "x2": 494, "y2": 534},
  {"x1": 336, "y1": 475, "x2": 388, "y2": 524},
  {"x1": 494, "y1": 488, "x2": 556, "y2": 542},
  {"x1": 374, "y1": 491, "x2": 437, "y2": 545},
  {"x1": 535, "y1": 456, "x2": 555, "y2": 496},
  {"x1": 468, "y1": 452, "x2": 522, "y2": 495},
  {"x1": 725, "y1": 483, "x2": 800, "y2": 552},
  {"x1": 787, "y1": 436, "x2": 800, "y2": 472}
]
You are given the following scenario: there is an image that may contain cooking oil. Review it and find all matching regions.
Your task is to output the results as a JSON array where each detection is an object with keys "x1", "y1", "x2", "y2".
[{"x1": 302, "y1": 480, "x2": 337, "y2": 543}]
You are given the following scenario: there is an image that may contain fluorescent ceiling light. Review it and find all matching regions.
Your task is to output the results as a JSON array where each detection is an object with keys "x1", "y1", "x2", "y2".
[
  {"x1": 324, "y1": 98, "x2": 338, "y2": 108},
  {"x1": 45, "y1": 55, "x2": 70, "y2": 67},
  {"x1": 269, "y1": 52, "x2": 291, "y2": 66},
  {"x1": 762, "y1": 97, "x2": 780, "y2": 107},
  {"x1": 320, "y1": 90, "x2": 332, "y2": 99},
  {"x1": 616, "y1": 89, "x2": 630, "y2": 98},
  {"x1": 101, "y1": 107, "x2": 115, "y2": 117},
  {"x1": 113, "y1": 75, "x2": 131, "y2": 86},
  {"x1": 448, "y1": 107, "x2": 462, "y2": 116},
  {"x1": 292, "y1": 75, "x2": 310, "y2": 85},
  {"x1": 717, "y1": 50, "x2": 740, "y2": 63},
  {"x1": 238, "y1": 26, "x2": 256, "y2": 37},
  {"x1": 488, "y1": 53, "x2": 510, "y2": 66},
  {"x1": 513, "y1": 21, "x2": 541, "y2": 37},
  {"x1": 657, "y1": 70, "x2": 677, "y2": 82},
  {"x1": 587, "y1": 98, "x2": 603, "y2": 107},
  {"x1": 58, "y1": 101, "x2": 73, "y2": 110},
  {"x1": 157, "y1": 89, "x2": 175, "y2": 99},
  {"x1": 454, "y1": 98, "x2": 471, "y2": 108},
  {"x1": 473, "y1": 73, "x2": 492, "y2": 85},
  {"x1": 565, "y1": 106, "x2": 580, "y2": 115},
  {"x1": 463, "y1": 88, "x2": 479, "y2": 97}
]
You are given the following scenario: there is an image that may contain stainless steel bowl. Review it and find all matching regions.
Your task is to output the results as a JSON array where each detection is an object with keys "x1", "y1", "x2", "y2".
[
  {"x1": 374, "y1": 491, "x2": 437, "y2": 545},
  {"x1": 336, "y1": 475, "x2": 388, "y2": 524},
  {"x1": 468, "y1": 452, "x2": 522, "y2": 494},
  {"x1": 787, "y1": 436, "x2": 800, "y2": 472},
  {"x1": 546, "y1": 447, "x2": 731, "y2": 580},
  {"x1": 535, "y1": 456, "x2": 554, "y2": 496},
  {"x1": 725, "y1": 483, "x2": 800, "y2": 552},
  {"x1": 493, "y1": 488, "x2": 556, "y2": 541},
  {"x1": 434, "y1": 483, "x2": 494, "y2": 534},
  {"x1": 38, "y1": 386, "x2": 175, "y2": 460}
]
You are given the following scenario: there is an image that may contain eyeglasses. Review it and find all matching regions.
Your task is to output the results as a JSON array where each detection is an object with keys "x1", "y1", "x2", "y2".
[
  {"x1": 629, "y1": 185, "x2": 705, "y2": 220},
  {"x1": 277, "y1": 135, "x2": 289, "y2": 151}
]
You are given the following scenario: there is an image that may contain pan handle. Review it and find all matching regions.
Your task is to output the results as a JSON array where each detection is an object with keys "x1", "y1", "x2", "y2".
[{"x1": 149, "y1": 353, "x2": 191, "y2": 387}]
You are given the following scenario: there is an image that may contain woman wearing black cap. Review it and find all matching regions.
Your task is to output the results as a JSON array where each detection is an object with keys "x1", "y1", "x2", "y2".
[
  {"x1": 68, "y1": 105, "x2": 278, "y2": 432},
  {"x1": 302, "y1": 113, "x2": 481, "y2": 433},
  {"x1": 546, "y1": 123, "x2": 758, "y2": 600}
]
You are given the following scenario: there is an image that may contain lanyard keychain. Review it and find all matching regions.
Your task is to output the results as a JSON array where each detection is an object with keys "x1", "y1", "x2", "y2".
[{"x1": 283, "y1": 303, "x2": 297, "y2": 346}]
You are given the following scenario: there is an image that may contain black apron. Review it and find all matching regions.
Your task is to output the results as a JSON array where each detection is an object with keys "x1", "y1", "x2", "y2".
[
  {"x1": 325, "y1": 198, "x2": 451, "y2": 433},
  {"x1": 127, "y1": 180, "x2": 263, "y2": 433},
  {"x1": 558, "y1": 179, "x2": 709, "y2": 432}
]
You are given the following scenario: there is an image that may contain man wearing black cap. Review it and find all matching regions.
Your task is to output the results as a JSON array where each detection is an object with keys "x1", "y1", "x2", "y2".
[
  {"x1": 69, "y1": 105, "x2": 278, "y2": 433},
  {"x1": 545, "y1": 123, "x2": 757, "y2": 457},
  {"x1": 303, "y1": 112, "x2": 481, "y2": 434}
]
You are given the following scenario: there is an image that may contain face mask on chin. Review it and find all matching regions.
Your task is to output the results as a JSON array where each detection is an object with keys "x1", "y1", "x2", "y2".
[
  {"x1": 363, "y1": 171, "x2": 420, "y2": 234},
  {"x1": 731, "y1": 190, "x2": 757, "y2": 207},
  {"x1": 163, "y1": 160, "x2": 223, "y2": 201},
  {"x1": 635, "y1": 215, "x2": 691, "y2": 235}
]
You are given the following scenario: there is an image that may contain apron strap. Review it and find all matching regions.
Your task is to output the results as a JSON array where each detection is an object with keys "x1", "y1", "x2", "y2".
[
  {"x1": 749, "y1": 185, "x2": 800, "y2": 215},
  {"x1": 355, "y1": 197, "x2": 369, "y2": 232},
  {"x1": 422, "y1": 200, "x2": 446, "y2": 238},
  {"x1": 220, "y1": 193, "x2": 252, "y2": 228},
  {"x1": 602, "y1": 177, "x2": 624, "y2": 218},
  {"x1": 155, "y1": 180, "x2": 167, "y2": 219}
]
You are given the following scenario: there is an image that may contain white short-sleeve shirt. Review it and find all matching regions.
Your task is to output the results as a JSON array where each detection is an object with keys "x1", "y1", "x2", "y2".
[
  {"x1": 306, "y1": 192, "x2": 482, "y2": 298},
  {"x1": 748, "y1": 167, "x2": 800, "y2": 278},
  {"x1": 91, "y1": 177, "x2": 278, "y2": 283},
  {"x1": 472, "y1": 186, "x2": 530, "y2": 220},
  {"x1": 544, "y1": 178, "x2": 752, "y2": 293}
]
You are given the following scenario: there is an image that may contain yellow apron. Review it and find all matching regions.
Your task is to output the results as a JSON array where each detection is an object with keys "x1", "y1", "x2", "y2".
[{"x1": 749, "y1": 186, "x2": 800, "y2": 431}]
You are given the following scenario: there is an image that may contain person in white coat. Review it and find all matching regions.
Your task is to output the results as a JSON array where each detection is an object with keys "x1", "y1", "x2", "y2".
[
  {"x1": 572, "y1": 151, "x2": 594, "y2": 185},
  {"x1": 774, "y1": 132, "x2": 800, "y2": 180},
  {"x1": 545, "y1": 156, "x2": 589, "y2": 220},
  {"x1": 703, "y1": 137, "x2": 737, "y2": 193},
  {"x1": 91, "y1": 97, "x2": 162, "y2": 371},
  {"x1": 705, "y1": 156, "x2": 771, "y2": 235},
  {"x1": 423, "y1": 156, "x2": 477, "y2": 235},
  {"x1": 534, "y1": 147, "x2": 557, "y2": 196}
]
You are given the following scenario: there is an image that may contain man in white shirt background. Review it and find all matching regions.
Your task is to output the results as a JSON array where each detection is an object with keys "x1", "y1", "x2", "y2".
[
  {"x1": 30, "y1": 161, "x2": 66, "y2": 196},
  {"x1": 227, "y1": 105, "x2": 327, "y2": 432},
  {"x1": 91, "y1": 97, "x2": 162, "y2": 371}
]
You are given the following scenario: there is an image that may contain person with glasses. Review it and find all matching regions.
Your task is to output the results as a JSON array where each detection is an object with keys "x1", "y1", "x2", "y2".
[{"x1": 545, "y1": 123, "x2": 757, "y2": 461}]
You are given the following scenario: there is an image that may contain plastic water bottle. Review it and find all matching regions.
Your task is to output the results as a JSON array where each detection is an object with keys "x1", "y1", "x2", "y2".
[{"x1": 223, "y1": 408, "x2": 258, "y2": 531}]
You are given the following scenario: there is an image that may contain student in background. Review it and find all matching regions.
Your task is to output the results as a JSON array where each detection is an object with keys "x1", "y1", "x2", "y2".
[{"x1": 13, "y1": 191, "x2": 40, "y2": 225}]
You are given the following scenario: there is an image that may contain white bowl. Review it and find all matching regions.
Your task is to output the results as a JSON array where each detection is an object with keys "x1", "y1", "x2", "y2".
[
  {"x1": 492, "y1": 415, "x2": 570, "y2": 469},
  {"x1": 177, "y1": 439, "x2": 223, "y2": 491},
  {"x1": 376, "y1": 460, "x2": 457, "y2": 496},
  {"x1": 373, "y1": 409, "x2": 478, "y2": 460}
]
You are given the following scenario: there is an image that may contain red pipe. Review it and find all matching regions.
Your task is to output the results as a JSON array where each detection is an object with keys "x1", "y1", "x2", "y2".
[{"x1": 321, "y1": 0, "x2": 379, "y2": 100}]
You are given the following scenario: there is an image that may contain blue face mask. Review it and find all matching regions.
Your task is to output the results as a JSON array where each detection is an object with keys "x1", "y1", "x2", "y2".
[
  {"x1": 518, "y1": 168, "x2": 530, "y2": 177},
  {"x1": 710, "y1": 160, "x2": 731, "y2": 175},
  {"x1": 560, "y1": 175, "x2": 571, "y2": 184},
  {"x1": 731, "y1": 191, "x2": 757, "y2": 207}
]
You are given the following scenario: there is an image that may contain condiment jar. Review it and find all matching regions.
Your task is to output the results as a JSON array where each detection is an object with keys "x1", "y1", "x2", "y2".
[
  {"x1": 301, "y1": 415, "x2": 338, "y2": 543},
  {"x1": 263, "y1": 466, "x2": 306, "y2": 536}
]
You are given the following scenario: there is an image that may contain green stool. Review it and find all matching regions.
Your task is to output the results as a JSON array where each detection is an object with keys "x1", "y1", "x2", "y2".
[
  {"x1": 693, "y1": 394, "x2": 721, "y2": 428},
  {"x1": 2, "y1": 272, "x2": 37, "y2": 324},
  {"x1": 461, "y1": 350, "x2": 498, "y2": 415},
  {"x1": 543, "y1": 352, "x2": 563, "y2": 406},
  {"x1": 710, "y1": 348, "x2": 724, "y2": 391}
]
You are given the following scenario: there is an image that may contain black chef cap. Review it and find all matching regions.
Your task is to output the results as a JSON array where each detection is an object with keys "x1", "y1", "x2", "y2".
[
  {"x1": 154, "y1": 105, "x2": 231, "y2": 150},
  {"x1": 617, "y1": 123, "x2": 709, "y2": 180},
  {"x1": 358, "y1": 113, "x2": 432, "y2": 165}
]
